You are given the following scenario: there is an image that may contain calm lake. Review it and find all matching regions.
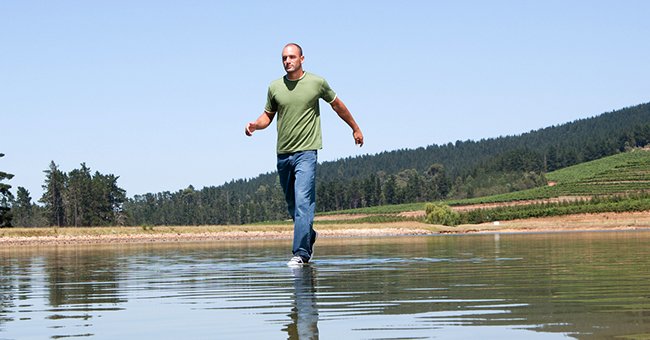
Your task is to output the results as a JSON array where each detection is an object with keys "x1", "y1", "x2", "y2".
[{"x1": 2, "y1": 231, "x2": 650, "y2": 339}]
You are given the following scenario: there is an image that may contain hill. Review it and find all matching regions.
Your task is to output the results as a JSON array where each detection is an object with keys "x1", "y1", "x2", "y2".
[
  {"x1": 451, "y1": 147, "x2": 650, "y2": 205},
  {"x1": 324, "y1": 148, "x2": 650, "y2": 230},
  {"x1": 329, "y1": 148, "x2": 650, "y2": 214},
  {"x1": 125, "y1": 102, "x2": 650, "y2": 226}
]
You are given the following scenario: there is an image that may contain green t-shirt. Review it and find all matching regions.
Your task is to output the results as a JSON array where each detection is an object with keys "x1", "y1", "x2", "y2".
[{"x1": 265, "y1": 72, "x2": 337, "y2": 154}]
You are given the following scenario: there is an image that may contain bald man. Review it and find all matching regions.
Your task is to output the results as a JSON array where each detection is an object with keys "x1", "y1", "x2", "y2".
[{"x1": 245, "y1": 43, "x2": 363, "y2": 266}]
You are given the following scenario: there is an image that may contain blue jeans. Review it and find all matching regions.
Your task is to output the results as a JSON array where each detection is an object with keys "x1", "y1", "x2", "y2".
[{"x1": 277, "y1": 150, "x2": 317, "y2": 259}]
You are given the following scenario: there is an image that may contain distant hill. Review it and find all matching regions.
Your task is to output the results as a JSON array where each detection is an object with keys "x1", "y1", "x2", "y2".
[
  {"x1": 126, "y1": 102, "x2": 650, "y2": 225},
  {"x1": 450, "y1": 147, "x2": 650, "y2": 205},
  {"x1": 336, "y1": 147, "x2": 650, "y2": 216}
]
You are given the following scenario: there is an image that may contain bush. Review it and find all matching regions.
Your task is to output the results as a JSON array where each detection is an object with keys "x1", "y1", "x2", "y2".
[
  {"x1": 425, "y1": 203, "x2": 461, "y2": 226},
  {"x1": 141, "y1": 224, "x2": 154, "y2": 231}
]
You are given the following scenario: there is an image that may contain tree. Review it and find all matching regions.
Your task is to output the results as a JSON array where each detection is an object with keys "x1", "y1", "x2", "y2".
[
  {"x1": 90, "y1": 171, "x2": 126, "y2": 226},
  {"x1": 39, "y1": 162, "x2": 127, "y2": 227},
  {"x1": 41, "y1": 161, "x2": 67, "y2": 227},
  {"x1": 383, "y1": 175, "x2": 398, "y2": 205},
  {"x1": 66, "y1": 163, "x2": 93, "y2": 227},
  {"x1": 0, "y1": 153, "x2": 15, "y2": 227},
  {"x1": 12, "y1": 187, "x2": 35, "y2": 227},
  {"x1": 362, "y1": 173, "x2": 382, "y2": 207},
  {"x1": 425, "y1": 163, "x2": 451, "y2": 200}
]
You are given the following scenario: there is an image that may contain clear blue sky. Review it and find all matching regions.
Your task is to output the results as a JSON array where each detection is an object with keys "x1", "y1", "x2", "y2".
[{"x1": 2, "y1": 1, "x2": 649, "y2": 200}]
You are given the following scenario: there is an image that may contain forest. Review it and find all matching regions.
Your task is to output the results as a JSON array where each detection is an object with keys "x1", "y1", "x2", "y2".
[
  {"x1": 2, "y1": 162, "x2": 126, "y2": 227},
  {"x1": 2, "y1": 102, "x2": 650, "y2": 227}
]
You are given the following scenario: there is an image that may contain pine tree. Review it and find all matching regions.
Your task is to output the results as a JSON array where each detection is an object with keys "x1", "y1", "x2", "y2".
[
  {"x1": 90, "y1": 172, "x2": 126, "y2": 226},
  {"x1": 66, "y1": 163, "x2": 93, "y2": 227},
  {"x1": 383, "y1": 175, "x2": 398, "y2": 205},
  {"x1": 41, "y1": 161, "x2": 67, "y2": 227},
  {"x1": 0, "y1": 153, "x2": 15, "y2": 227},
  {"x1": 12, "y1": 187, "x2": 34, "y2": 227}
]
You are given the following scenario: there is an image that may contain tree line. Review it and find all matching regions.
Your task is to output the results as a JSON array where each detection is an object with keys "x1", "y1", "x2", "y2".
[{"x1": 6, "y1": 162, "x2": 126, "y2": 227}]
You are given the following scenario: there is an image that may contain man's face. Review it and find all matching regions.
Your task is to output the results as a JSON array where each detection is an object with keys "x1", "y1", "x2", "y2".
[{"x1": 282, "y1": 45, "x2": 304, "y2": 73}]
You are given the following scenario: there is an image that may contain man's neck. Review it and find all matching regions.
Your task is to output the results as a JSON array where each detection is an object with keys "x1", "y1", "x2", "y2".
[{"x1": 286, "y1": 69, "x2": 305, "y2": 81}]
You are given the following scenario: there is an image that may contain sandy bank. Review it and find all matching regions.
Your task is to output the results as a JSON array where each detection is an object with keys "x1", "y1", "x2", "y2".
[
  {"x1": 0, "y1": 225, "x2": 432, "y2": 246},
  {"x1": 2, "y1": 211, "x2": 650, "y2": 246}
]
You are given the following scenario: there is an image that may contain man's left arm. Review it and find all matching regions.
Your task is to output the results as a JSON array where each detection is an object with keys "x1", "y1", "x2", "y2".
[{"x1": 330, "y1": 97, "x2": 364, "y2": 147}]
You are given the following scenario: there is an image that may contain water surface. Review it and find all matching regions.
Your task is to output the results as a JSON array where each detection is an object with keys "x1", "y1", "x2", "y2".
[{"x1": 2, "y1": 231, "x2": 650, "y2": 339}]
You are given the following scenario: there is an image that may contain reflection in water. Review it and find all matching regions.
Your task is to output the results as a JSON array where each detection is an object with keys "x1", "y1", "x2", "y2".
[
  {"x1": 284, "y1": 266, "x2": 319, "y2": 340},
  {"x1": 45, "y1": 250, "x2": 126, "y2": 308},
  {"x1": 1, "y1": 232, "x2": 650, "y2": 339},
  {"x1": 0, "y1": 256, "x2": 23, "y2": 329}
]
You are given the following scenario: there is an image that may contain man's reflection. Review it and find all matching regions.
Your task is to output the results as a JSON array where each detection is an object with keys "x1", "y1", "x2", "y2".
[{"x1": 284, "y1": 265, "x2": 319, "y2": 340}]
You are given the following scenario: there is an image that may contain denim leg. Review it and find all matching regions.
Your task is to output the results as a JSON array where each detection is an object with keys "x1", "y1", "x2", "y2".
[
  {"x1": 277, "y1": 153, "x2": 296, "y2": 220},
  {"x1": 293, "y1": 151, "x2": 317, "y2": 258},
  {"x1": 277, "y1": 151, "x2": 317, "y2": 259}
]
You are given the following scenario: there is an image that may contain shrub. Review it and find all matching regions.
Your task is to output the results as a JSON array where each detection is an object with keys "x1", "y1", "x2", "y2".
[
  {"x1": 141, "y1": 224, "x2": 154, "y2": 231},
  {"x1": 425, "y1": 203, "x2": 461, "y2": 226}
]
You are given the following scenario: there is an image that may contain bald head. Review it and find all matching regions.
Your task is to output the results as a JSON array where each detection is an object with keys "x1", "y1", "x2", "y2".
[{"x1": 284, "y1": 43, "x2": 303, "y2": 56}]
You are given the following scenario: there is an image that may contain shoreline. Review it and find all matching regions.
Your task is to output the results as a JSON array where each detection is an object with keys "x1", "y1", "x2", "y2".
[{"x1": 2, "y1": 211, "x2": 650, "y2": 247}]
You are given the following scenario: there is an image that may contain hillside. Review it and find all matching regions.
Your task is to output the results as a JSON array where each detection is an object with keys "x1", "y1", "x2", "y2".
[
  {"x1": 125, "y1": 102, "x2": 650, "y2": 226},
  {"x1": 320, "y1": 149, "x2": 650, "y2": 231},
  {"x1": 330, "y1": 148, "x2": 650, "y2": 215},
  {"x1": 462, "y1": 147, "x2": 650, "y2": 204}
]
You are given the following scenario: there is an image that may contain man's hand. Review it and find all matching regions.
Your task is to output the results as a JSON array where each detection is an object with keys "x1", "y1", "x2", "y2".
[
  {"x1": 354, "y1": 129, "x2": 364, "y2": 147},
  {"x1": 245, "y1": 112, "x2": 275, "y2": 137},
  {"x1": 245, "y1": 122, "x2": 256, "y2": 136}
]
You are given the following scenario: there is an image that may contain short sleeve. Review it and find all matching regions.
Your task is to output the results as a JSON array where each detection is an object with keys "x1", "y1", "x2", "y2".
[
  {"x1": 320, "y1": 78, "x2": 337, "y2": 104},
  {"x1": 264, "y1": 87, "x2": 277, "y2": 113}
]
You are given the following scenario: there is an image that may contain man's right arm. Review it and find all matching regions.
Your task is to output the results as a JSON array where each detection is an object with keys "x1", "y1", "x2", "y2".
[{"x1": 245, "y1": 111, "x2": 276, "y2": 136}]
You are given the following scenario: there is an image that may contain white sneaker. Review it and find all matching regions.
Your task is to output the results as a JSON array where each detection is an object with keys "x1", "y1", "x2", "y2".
[{"x1": 287, "y1": 256, "x2": 307, "y2": 267}]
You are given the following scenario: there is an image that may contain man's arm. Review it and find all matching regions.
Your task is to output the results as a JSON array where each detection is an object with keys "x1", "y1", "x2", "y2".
[
  {"x1": 330, "y1": 97, "x2": 364, "y2": 146},
  {"x1": 245, "y1": 111, "x2": 276, "y2": 136}
]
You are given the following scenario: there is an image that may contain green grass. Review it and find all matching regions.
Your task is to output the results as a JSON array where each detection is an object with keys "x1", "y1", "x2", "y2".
[
  {"x1": 314, "y1": 215, "x2": 418, "y2": 225},
  {"x1": 319, "y1": 202, "x2": 426, "y2": 215},
  {"x1": 546, "y1": 150, "x2": 650, "y2": 184}
]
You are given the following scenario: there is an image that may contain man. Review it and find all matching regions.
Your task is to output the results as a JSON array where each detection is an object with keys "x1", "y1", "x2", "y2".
[{"x1": 245, "y1": 43, "x2": 364, "y2": 266}]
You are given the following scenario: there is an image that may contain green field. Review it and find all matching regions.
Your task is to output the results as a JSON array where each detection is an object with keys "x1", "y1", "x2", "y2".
[{"x1": 448, "y1": 148, "x2": 650, "y2": 204}]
